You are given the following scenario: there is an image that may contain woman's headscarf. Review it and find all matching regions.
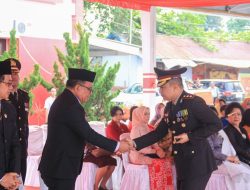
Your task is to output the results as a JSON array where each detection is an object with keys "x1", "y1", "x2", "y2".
[{"x1": 130, "y1": 106, "x2": 150, "y2": 139}]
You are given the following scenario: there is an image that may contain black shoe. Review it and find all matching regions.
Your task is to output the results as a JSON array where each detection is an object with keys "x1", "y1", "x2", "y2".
[{"x1": 98, "y1": 187, "x2": 108, "y2": 190}]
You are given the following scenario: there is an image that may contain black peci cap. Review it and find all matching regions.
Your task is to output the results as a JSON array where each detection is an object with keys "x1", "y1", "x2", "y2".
[
  {"x1": 154, "y1": 66, "x2": 187, "y2": 87},
  {"x1": 68, "y1": 68, "x2": 96, "y2": 82},
  {"x1": 0, "y1": 59, "x2": 12, "y2": 76}
]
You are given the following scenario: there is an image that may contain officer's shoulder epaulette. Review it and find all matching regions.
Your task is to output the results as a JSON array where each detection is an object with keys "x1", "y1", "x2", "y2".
[{"x1": 182, "y1": 94, "x2": 195, "y2": 100}]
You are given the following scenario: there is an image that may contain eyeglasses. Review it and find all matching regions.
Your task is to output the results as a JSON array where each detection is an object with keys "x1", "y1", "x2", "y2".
[
  {"x1": 78, "y1": 84, "x2": 93, "y2": 93},
  {"x1": 0, "y1": 81, "x2": 13, "y2": 87},
  {"x1": 228, "y1": 112, "x2": 242, "y2": 117}
]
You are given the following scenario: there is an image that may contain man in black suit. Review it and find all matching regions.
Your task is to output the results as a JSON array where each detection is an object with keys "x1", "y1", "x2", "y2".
[
  {"x1": 39, "y1": 68, "x2": 131, "y2": 190},
  {"x1": 0, "y1": 60, "x2": 21, "y2": 190},
  {"x1": 6, "y1": 58, "x2": 30, "y2": 183},
  {"x1": 131, "y1": 66, "x2": 222, "y2": 190}
]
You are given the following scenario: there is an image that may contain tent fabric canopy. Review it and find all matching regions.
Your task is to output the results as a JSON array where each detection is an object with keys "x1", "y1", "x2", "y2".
[{"x1": 88, "y1": 0, "x2": 250, "y2": 11}]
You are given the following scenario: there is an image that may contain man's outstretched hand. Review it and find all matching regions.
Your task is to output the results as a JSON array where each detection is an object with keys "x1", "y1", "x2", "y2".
[{"x1": 117, "y1": 138, "x2": 135, "y2": 154}]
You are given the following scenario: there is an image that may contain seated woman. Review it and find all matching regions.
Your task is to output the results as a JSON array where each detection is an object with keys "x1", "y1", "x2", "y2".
[
  {"x1": 224, "y1": 102, "x2": 250, "y2": 166},
  {"x1": 83, "y1": 144, "x2": 116, "y2": 190},
  {"x1": 106, "y1": 106, "x2": 129, "y2": 141},
  {"x1": 84, "y1": 106, "x2": 128, "y2": 190},
  {"x1": 129, "y1": 106, "x2": 173, "y2": 190},
  {"x1": 242, "y1": 109, "x2": 250, "y2": 139},
  {"x1": 207, "y1": 130, "x2": 250, "y2": 189}
]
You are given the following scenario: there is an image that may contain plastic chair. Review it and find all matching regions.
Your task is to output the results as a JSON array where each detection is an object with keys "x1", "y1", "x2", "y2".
[{"x1": 120, "y1": 133, "x2": 150, "y2": 190}]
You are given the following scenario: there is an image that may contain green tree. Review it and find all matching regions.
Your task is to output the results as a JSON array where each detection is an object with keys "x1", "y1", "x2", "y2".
[
  {"x1": 156, "y1": 10, "x2": 218, "y2": 51},
  {"x1": 18, "y1": 64, "x2": 53, "y2": 111},
  {"x1": 83, "y1": 1, "x2": 141, "y2": 45},
  {"x1": 227, "y1": 18, "x2": 250, "y2": 33},
  {"x1": 0, "y1": 29, "x2": 52, "y2": 111},
  {"x1": 51, "y1": 62, "x2": 65, "y2": 95},
  {"x1": 54, "y1": 24, "x2": 120, "y2": 121},
  {"x1": 0, "y1": 29, "x2": 17, "y2": 60}
]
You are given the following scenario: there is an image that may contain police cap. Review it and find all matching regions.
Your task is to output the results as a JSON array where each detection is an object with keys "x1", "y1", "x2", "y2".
[
  {"x1": 68, "y1": 68, "x2": 96, "y2": 82},
  {"x1": 154, "y1": 66, "x2": 187, "y2": 87}
]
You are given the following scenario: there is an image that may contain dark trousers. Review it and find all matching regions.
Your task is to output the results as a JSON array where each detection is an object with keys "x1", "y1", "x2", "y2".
[
  {"x1": 42, "y1": 175, "x2": 76, "y2": 190},
  {"x1": 177, "y1": 173, "x2": 211, "y2": 190}
]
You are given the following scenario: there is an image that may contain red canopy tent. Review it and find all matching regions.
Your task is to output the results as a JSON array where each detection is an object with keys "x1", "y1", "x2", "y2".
[{"x1": 88, "y1": 0, "x2": 250, "y2": 11}]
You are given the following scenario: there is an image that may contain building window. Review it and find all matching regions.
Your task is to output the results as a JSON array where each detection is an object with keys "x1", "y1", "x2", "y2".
[{"x1": 0, "y1": 39, "x2": 7, "y2": 55}]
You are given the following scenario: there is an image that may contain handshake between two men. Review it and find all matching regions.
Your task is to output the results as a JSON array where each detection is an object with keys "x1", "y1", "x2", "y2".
[
  {"x1": 116, "y1": 131, "x2": 190, "y2": 156},
  {"x1": 116, "y1": 138, "x2": 135, "y2": 155}
]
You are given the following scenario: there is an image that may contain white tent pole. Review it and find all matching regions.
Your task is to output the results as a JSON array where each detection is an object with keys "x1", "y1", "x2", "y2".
[{"x1": 141, "y1": 7, "x2": 158, "y2": 117}]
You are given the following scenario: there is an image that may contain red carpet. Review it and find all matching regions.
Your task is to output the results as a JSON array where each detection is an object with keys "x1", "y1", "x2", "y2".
[{"x1": 25, "y1": 186, "x2": 39, "y2": 190}]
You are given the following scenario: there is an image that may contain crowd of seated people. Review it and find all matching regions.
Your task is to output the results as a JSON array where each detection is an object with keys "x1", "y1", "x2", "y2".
[
  {"x1": 208, "y1": 104, "x2": 250, "y2": 189},
  {"x1": 78, "y1": 97, "x2": 250, "y2": 190}
]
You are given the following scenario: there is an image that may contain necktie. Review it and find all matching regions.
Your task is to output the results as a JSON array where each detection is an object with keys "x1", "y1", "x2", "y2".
[{"x1": 14, "y1": 92, "x2": 18, "y2": 101}]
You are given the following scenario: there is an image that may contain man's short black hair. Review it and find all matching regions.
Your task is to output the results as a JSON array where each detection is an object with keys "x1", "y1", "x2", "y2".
[
  {"x1": 110, "y1": 106, "x2": 123, "y2": 117},
  {"x1": 225, "y1": 102, "x2": 244, "y2": 117}
]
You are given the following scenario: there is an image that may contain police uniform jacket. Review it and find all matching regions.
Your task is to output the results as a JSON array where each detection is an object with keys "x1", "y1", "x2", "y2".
[
  {"x1": 0, "y1": 100, "x2": 21, "y2": 178},
  {"x1": 38, "y1": 89, "x2": 117, "y2": 179},
  {"x1": 134, "y1": 91, "x2": 222, "y2": 180},
  {"x1": 9, "y1": 89, "x2": 29, "y2": 157}
]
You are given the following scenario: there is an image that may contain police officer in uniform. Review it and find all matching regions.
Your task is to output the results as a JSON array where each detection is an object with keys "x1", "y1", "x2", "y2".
[
  {"x1": 0, "y1": 60, "x2": 21, "y2": 189},
  {"x1": 132, "y1": 66, "x2": 222, "y2": 190},
  {"x1": 6, "y1": 58, "x2": 29, "y2": 183}
]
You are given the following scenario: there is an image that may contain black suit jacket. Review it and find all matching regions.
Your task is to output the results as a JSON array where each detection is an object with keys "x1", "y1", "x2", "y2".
[
  {"x1": 134, "y1": 91, "x2": 222, "y2": 180},
  {"x1": 224, "y1": 124, "x2": 250, "y2": 165},
  {"x1": 0, "y1": 100, "x2": 21, "y2": 178},
  {"x1": 39, "y1": 89, "x2": 117, "y2": 179},
  {"x1": 9, "y1": 89, "x2": 29, "y2": 157}
]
